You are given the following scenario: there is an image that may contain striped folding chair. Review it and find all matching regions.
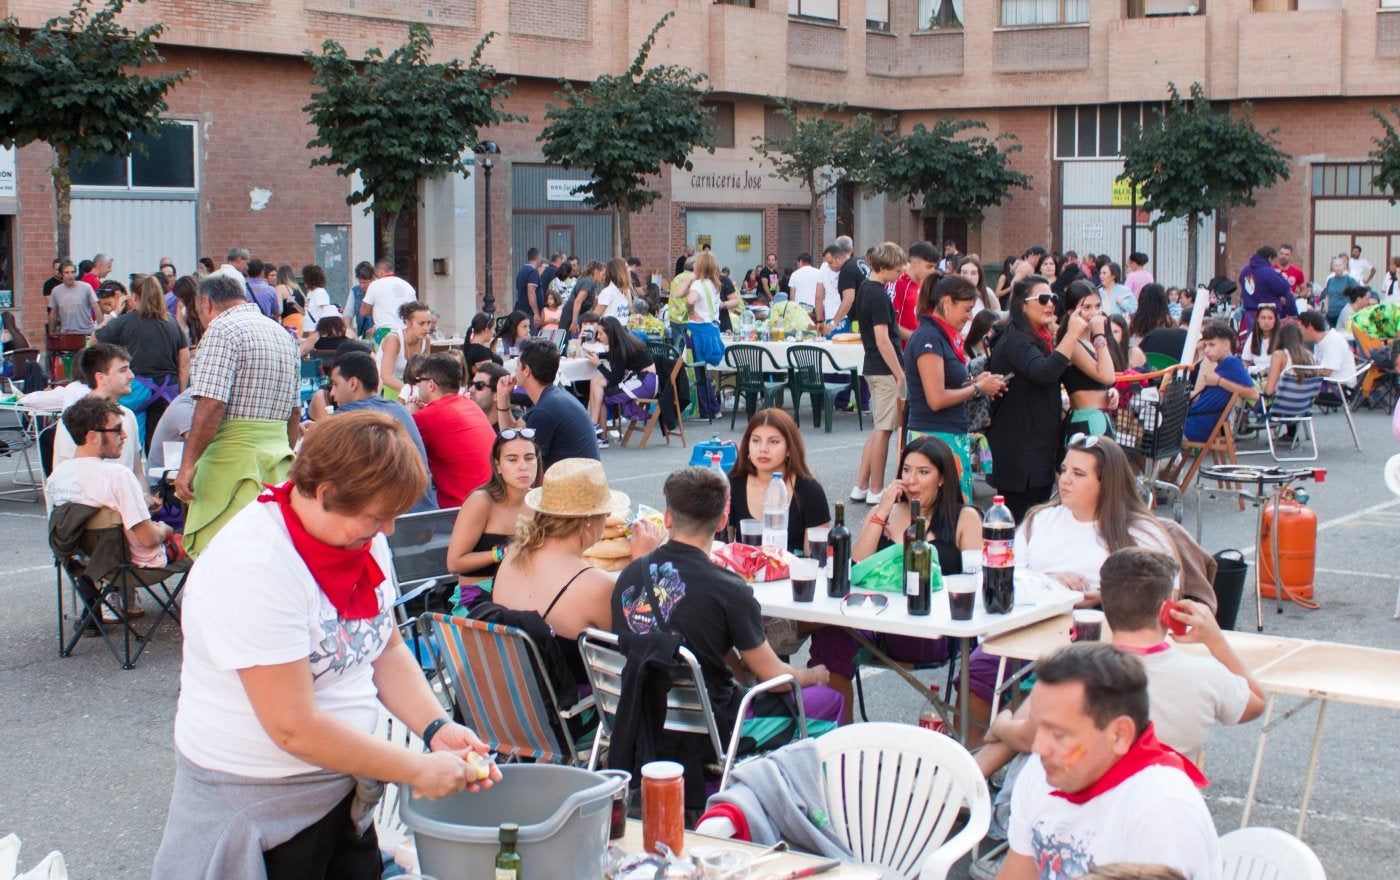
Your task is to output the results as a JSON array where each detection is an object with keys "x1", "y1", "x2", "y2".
[{"x1": 421, "y1": 612, "x2": 589, "y2": 765}]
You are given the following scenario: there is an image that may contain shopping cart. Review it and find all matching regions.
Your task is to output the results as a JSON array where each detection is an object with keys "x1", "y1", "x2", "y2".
[{"x1": 1109, "y1": 365, "x2": 1192, "y2": 520}]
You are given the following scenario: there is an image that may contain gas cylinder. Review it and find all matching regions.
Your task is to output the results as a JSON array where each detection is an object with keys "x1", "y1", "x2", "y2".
[{"x1": 1258, "y1": 493, "x2": 1316, "y2": 600}]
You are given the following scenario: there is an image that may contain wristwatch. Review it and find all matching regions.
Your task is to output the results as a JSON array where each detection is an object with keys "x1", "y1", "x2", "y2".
[{"x1": 422, "y1": 717, "x2": 451, "y2": 749}]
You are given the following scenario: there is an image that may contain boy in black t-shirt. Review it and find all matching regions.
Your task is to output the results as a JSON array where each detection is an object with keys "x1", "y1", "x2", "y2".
[
  {"x1": 611, "y1": 467, "x2": 840, "y2": 733},
  {"x1": 849, "y1": 242, "x2": 908, "y2": 506}
]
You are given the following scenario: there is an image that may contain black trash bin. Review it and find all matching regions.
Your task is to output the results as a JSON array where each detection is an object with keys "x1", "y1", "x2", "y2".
[{"x1": 1213, "y1": 549, "x2": 1248, "y2": 631}]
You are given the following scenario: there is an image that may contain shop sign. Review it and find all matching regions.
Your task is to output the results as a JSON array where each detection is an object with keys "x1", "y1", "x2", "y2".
[
  {"x1": 546, "y1": 179, "x2": 588, "y2": 201},
  {"x1": 737, "y1": 234, "x2": 751, "y2": 251}
]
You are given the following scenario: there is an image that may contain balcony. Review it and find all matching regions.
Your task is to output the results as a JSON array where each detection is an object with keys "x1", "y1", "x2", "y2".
[
  {"x1": 1236, "y1": 8, "x2": 1343, "y2": 96},
  {"x1": 993, "y1": 24, "x2": 1089, "y2": 74}
]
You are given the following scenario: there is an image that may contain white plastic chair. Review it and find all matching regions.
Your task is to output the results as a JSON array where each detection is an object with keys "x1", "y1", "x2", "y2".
[
  {"x1": 0, "y1": 835, "x2": 68, "y2": 880},
  {"x1": 812, "y1": 722, "x2": 990, "y2": 880},
  {"x1": 1220, "y1": 827, "x2": 1326, "y2": 880}
]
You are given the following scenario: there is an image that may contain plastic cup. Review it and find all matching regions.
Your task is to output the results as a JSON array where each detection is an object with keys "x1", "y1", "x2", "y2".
[
  {"x1": 791, "y1": 558, "x2": 820, "y2": 602},
  {"x1": 960, "y1": 549, "x2": 981, "y2": 578},
  {"x1": 806, "y1": 527, "x2": 829, "y2": 571},
  {"x1": 1072, "y1": 608, "x2": 1105, "y2": 642},
  {"x1": 948, "y1": 581, "x2": 977, "y2": 621},
  {"x1": 739, "y1": 519, "x2": 763, "y2": 546}
]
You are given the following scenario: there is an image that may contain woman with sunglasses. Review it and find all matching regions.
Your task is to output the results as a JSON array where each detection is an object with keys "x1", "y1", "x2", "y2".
[
  {"x1": 808, "y1": 436, "x2": 982, "y2": 723},
  {"x1": 446, "y1": 428, "x2": 541, "y2": 609},
  {"x1": 583, "y1": 315, "x2": 656, "y2": 446},
  {"x1": 904, "y1": 274, "x2": 1008, "y2": 502},
  {"x1": 1058, "y1": 279, "x2": 1118, "y2": 443},
  {"x1": 984, "y1": 275, "x2": 1089, "y2": 522}
]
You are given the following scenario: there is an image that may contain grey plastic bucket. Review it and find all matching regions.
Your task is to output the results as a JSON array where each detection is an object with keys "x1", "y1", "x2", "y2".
[{"x1": 400, "y1": 763, "x2": 624, "y2": 878}]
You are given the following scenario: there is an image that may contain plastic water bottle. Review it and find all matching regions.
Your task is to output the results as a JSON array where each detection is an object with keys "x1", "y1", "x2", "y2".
[
  {"x1": 740, "y1": 309, "x2": 755, "y2": 340},
  {"x1": 762, "y1": 472, "x2": 789, "y2": 550},
  {"x1": 982, "y1": 495, "x2": 1016, "y2": 614}
]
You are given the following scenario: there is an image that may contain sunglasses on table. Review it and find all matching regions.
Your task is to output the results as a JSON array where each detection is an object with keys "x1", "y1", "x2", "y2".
[
  {"x1": 499, "y1": 428, "x2": 537, "y2": 441},
  {"x1": 839, "y1": 592, "x2": 890, "y2": 615}
]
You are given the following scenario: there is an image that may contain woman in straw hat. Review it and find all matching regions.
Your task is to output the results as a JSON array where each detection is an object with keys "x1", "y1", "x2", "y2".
[{"x1": 492, "y1": 458, "x2": 665, "y2": 655}]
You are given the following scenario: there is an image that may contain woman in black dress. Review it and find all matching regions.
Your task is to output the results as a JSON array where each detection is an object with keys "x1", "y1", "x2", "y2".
[
  {"x1": 726, "y1": 407, "x2": 830, "y2": 553},
  {"x1": 446, "y1": 429, "x2": 541, "y2": 609}
]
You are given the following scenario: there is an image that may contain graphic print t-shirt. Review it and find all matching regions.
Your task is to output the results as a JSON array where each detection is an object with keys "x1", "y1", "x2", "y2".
[{"x1": 611, "y1": 541, "x2": 765, "y2": 716}]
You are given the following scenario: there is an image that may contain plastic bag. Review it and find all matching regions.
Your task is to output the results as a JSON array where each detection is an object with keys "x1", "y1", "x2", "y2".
[{"x1": 850, "y1": 543, "x2": 906, "y2": 593}]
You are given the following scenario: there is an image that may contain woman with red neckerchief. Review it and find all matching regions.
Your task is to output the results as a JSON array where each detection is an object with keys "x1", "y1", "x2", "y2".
[
  {"x1": 985, "y1": 275, "x2": 1090, "y2": 523},
  {"x1": 903, "y1": 274, "x2": 1008, "y2": 502},
  {"x1": 153, "y1": 411, "x2": 500, "y2": 880}
]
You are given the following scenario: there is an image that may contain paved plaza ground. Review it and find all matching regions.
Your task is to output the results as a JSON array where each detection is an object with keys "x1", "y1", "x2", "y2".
[{"x1": 1, "y1": 401, "x2": 1397, "y2": 878}]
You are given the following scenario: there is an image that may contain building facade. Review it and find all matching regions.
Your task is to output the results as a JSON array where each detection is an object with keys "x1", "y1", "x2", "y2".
[{"x1": 4, "y1": 0, "x2": 1400, "y2": 334}]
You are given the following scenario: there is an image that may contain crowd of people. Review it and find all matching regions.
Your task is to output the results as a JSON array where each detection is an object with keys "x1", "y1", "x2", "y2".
[{"x1": 17, "y1": 232, "x2": 1382, "y2": 880}]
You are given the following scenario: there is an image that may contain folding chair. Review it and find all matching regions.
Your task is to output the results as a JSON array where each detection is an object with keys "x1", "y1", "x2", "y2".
[
  {"x1": 422, "y1": 613, "x2": 592, "y2": 764},
  {"x1": 1260, "y1": 370, "x2": 1325, "y2": 462},
  {"x1": 578, "y1": 628, "x2": 810, "y2": 791},
  {"x1": 785, "y1": 344, "x2": 862, "y2": 433},
  {"x1": 0, "y1": 409, "x2": 39, "y2": 502},
  {"x1": 723, "y1": 344, "x2": 789, "y2": 430},
  {"x1": 622, "y1": 339, "x2": 688, "y2": 449},
  {"x1": 1163, "y1": 392, "x2": 1243, "y2": 502},
  {"x1": 49, "y1": 504, "x2": 189, "y2": 670},
  {"x1": 1352, "y1": 325, "x2": 1397, "y2": 409},
  {"x1": 383, "y1": 506, "x2": 462, "y2": 614},
  {"x1": 534, "y1": 328, "x2": 568, "y2": 353}
]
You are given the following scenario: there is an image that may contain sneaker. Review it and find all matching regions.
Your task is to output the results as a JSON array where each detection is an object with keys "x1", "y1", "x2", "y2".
[
  {"x1": 865, "y1": 489, "x2": 883, "y2": 505},
  {"x1": 597, "y1": 434, "x2": 611, "y2": 449},
  {"x1": 126, "y1": 588, "x2": 145, "y2": 620},
  {"x1": 100, "y1": 596, "x2": 125, "y2": 625},
  {"x1": 850, "y1": 486, "x2": 868, "y2": 502}
]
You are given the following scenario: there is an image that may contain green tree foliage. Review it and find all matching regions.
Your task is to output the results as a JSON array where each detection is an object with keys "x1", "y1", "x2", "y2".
[
  {"x1": 753, "y1": 100, "x2": 879, "y2": 254},
  {"x1": 305, "y1": 25, "x2": 519, "y2": 256},
  {"x1": 1121, "y1": 82, "x2": 1291, "y2": 287},
  {"x1": 539, "y1": 13, "x2": 713, "y2": 257},
  {"x1": 0, "y1": 0, "x2": 188, "y2": 260},
  {"x1": 873, "y1": 117, "x2": 1030, "y2": 250},
  {"x1": 1367, "y1": 104, "x2": 1400, "y2": 203}
]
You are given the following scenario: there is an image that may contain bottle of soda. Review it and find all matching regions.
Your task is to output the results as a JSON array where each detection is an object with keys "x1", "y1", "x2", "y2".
[
  {"x1": 982, "y1": 496, "x2": 1016, "y2": 614},
  {"x1": 762, "y1": 472, "x2": 789, "y2": 549},
  {"x1": 495, "y1": 823, "x2": 522, "y2": 879},
  {"x1": 906, "y1": 515, "x2": 932, "y2": 616},
  {"x1": 917, "y1": 685, "x2": 947, "y2": 734},
  {"x1": 828, "y1": 502, "x2": 852, "y2": 598},
  {"x1": 902, "y1": 499, "x2": 922, "y2": 576}
]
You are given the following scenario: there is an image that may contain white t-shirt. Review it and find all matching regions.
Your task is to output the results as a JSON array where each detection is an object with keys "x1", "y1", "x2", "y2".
[
  {"x1": 1348, "y1": 256, "x2": 1374, "y2": 285},
  {"x1": 1313, "y1": 329, "x2": 1356, "y2": 388},
  {"x1": 45, "y1": 456, "x2": 165, "y2": 568},
  {"x1": 1139, "y1": 647, "x2": 1250, "y2": 756},
  {"x1": 597, "y1": 283, "x2": 630, "y2": 320},
  {"x1": 1016, "y1": 506, "x2": 1172, "y2": 594},
  {"x1": 304, "y1": 286, "x2": 338, "y2": 331},
  {"x1": 1009, "y1": 757, "x2": 1221, "y2": 880},
  {"x1": 818, "y1": 264, "x2": 842, "y2": 320},
  {"x1": 788, "y1": 265, "x2": 822, "y2": 311},
  {"x1": 688, "y1": 279, "x2": 720, "y2": 324},
  {"x1": 51, "y1": 403, "x2": 145, "y2": 488},
  {"x1": 363, "y1": 275, "x2": 417, "y2": 331},
  {"x1": 210, "y1": 264, "x2": 247, "y2": 288},
  {"x1": 174, "y1": 501, "x2": 395, "y2": 778}
]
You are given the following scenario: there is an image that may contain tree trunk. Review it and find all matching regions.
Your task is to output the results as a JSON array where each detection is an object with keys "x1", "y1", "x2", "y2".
[
  {"x1": 934, "y1": 210, "x2": 946, "y2": 254},
  {"x1": 809, "y1": 176, "x2": 823, "y2": 256},
  {"x1": 378, "y1": 208, "x2": 399, "y2": 262},
  {"x1": 618, "y1": 203, "x2": 633, "y2": 259},
  {"x1": 52, "y1": 144, "x2": 73, "y2": 263},
  {"x1": 1185, "y1": 210, "x2": 1199, "y2": 290}
]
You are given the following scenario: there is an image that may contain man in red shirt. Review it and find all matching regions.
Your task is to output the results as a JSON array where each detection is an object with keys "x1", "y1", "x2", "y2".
[
  {"x1": 891, "y1": 241, "x2": 938, "y2": 347},
  {"x1": 408, "y1": 353, "x2": 495, "y2": 509},
  {"x1": 1277, "y1": 243, "x2": 1306, "y2": 297}
]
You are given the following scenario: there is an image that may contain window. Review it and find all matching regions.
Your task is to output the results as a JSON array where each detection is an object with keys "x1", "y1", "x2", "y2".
[
  {"x1": 764, "y1": 105, "x2": 797, "y2": 143},
  {"x1": 918, "y1": 0, "x2": 965, "y2": 28},
  {"x1": 1312, "y1": 163, "x2": 1385, "y2": 197},
  {"x1": 70, "y1": 121, "x2": 197, "y2": 190},
  {"x1": 1055, "y1": 103, "x2": 1163, "y2": 159},
  {"x1": 707, "y1": 101, "x2": 736, "y2": 149},
  {"x1": 1000, "y1": 0, "x2": 1088, "y2": 26},
  {"x1": 1127, "y1": 0, "x2": 1205, "y2": 16},
  {"x1": 867, "y1": 0, "x2": 890, "y2": 30},
  {"x1": 790, "y1": 0, "x2": 839, "y2": 21}
]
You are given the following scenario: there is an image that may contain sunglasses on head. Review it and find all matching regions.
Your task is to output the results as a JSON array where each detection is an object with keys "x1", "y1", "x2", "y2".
[
  {"x1": 1066, "y1": 433, "x2": 1101, "y2": 450},
  {"x1": 1033, "y1": 292, "x2": 1061, "y2": 307},
  {"x1": 499, "y1": 428, "x2": 537, "y2": 441}
]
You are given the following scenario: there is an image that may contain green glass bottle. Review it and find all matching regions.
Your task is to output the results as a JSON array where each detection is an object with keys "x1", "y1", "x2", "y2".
[
  {"x1": 494, "y1": 823, "x2": 522, "y2": 879},
  {"x1": 906, "y1": 516, "x2": 932, "y2": 617}
]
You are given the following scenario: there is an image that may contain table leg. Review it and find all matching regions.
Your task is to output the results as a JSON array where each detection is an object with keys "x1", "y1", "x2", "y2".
[
  {"x1": 1255, "y1": 492, "x2": 1268, "y2": 633},
  {"x1": 1241, "y1": 693, "x2": 1277, "y2": 828},
  {"x1": 958, "y1": 637, "x2": 971, "y2": 746},
  {"x1": 1296, "y1": 699, "x2": 1329, "y2": 839},
  {"x1": 1269, "y1": 489, "x2": 1286, "y2": 619},
  {"x1": 990, "y1": 657, "x2": 1008, "y2": 721}
]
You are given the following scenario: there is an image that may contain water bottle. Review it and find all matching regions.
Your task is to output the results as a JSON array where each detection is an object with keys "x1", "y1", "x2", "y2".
[
  {"x1": 982, "y1": 495, "x2": 1016, "y2": 614},
  {"x1": 740, "y1": 309, "x2": 755, "y2": 340},
  {"x1": 762, "y1": 472, "x2": 789, "y2": 550}
]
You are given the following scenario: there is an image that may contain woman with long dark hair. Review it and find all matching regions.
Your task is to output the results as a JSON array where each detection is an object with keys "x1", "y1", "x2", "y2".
[
  {"x1": 446, "y1": 429, "x2": 542, "y2": 608},
  {"x1": 1129, "y1": 283, "x2": 1186, "y2": 367},
  {"x1": 584, "y1": 315, "x2": 656, "y2": 445},
  {"x1": 984, "y1": 274, "x2": 1089, "y2": 521},
  {"x1": 172, "y1": 275, "x2": 203, "y2": 348},
  {"x1": 1240, "y1": 302, "x2": 1279, "y2": 370},
  {"x1": 726, "y1": 408, "x2": 830, "y2": 553},
  {"x1": 1058, "y1": 280, "x2": 1117, "y2": 442}
]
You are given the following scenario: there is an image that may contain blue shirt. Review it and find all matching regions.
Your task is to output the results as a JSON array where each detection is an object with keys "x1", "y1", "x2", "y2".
[
  {"x1": 525, "y1": 384, "x2": 600, "y2": 471},
  {"x1": 515, "y1": 263, "x2": 541, "y2": 315},
  {"x1": 246, "y1": 278, "x2": 280, "y2": 320},
  {"x1": 905, "y1": 315, "x2": 968, "y2": 433},
  {"x1": 335, "y1": 395, "x2": 438, "y2": 512},
  {"x1": 1185, "y1": 354, "x2": 1251, "y2": 441}
]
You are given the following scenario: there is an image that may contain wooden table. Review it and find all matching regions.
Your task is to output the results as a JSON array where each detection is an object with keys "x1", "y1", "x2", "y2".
[{"x1": 619, "y1": 821, "x2": 881, "y2": 878}]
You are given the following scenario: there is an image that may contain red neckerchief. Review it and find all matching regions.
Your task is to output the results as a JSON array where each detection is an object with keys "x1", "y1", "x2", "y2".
[
  {"x1": 1034, "y1": 326, "x2": 1055, "y2": 349},
  {"x1": 1050, "y1": 722, "x2": 1208, "y2": 805},
  {"x1": 930, "y1": 315, "x2": 968, "y2": 363},
  {"x1": 258, "y1": 482, "x2": 384, "y2": 620},
  {"x1": 1114, "y1": 642, "x2": 1172, "y2": 656}
]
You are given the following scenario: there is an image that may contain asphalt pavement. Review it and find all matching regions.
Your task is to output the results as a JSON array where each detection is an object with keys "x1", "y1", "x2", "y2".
[{"x1": 1, "y1": 399, "x2": 1397, "y2": 879}]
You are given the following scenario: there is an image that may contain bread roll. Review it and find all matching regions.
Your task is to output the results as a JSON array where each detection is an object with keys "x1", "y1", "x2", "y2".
[
  {"x1": 585, "y1": 536, "x2": 632, "y2": 559},
  {"x1": 583, "y1": 552, "x2": 631, "y2": 572}
]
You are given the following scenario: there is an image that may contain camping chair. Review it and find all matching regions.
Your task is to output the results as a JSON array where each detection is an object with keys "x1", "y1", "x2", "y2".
[
  {"x1": 384, "y1": 506, "x2": 463, "y2": 615},
  {"x1": 1260, "y1": 369, "x2": 1326, "y2": 462},
  {"x1": 1352, "y1": 324, "x2": 1397, "y2": 408},
  {"x1": 534, "y1": 328, "x2": 568, "y2": 354},
  {"x1": 622, "y1": 340, "x2": 688, "y2": 450},
  {"x1": 1219, "y1": 826, "x2": 1325, "y2": 880},
  {"x1": 786, "y1": 344, "x2": 862, "y2": 433},
  {"x1": 723, "y1": 344, "x2": 789, "y2": 430},
  {"x1": 421, "y1": 613, "x2": 592, "y2": 765},
  {"x1": 1162, "y1": 391, "x2": 1244, "y2": 502},
  {"x1": 49, "y1": 504, "x2": 189, "y2": 670},
  {"x1": 806, "y1": 722, "x2": 990, "y2": 880},
  {"x1": 578, "y1": 628, "x2": 810, "y2": 791}
]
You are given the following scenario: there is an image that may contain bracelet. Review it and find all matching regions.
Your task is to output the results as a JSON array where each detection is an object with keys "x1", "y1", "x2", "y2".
[
  {"x1": 421, "y1": 717, "x2": 451, "y2": 749},
  {"x1": 496, "y1": 407, "x2": 512, "y2": 412},
  {"x1": 1093, "y1": 337, "x2": 1108, "y2": 349},
  {"x1": 866, "y1": 514, "x2": 887, "y2": 528},
  {"x1": 492, "y1": 545, "x2": 506, "y2": 563}
]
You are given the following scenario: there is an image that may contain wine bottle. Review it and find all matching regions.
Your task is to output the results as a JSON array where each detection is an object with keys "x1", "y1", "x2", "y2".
[
  {"x1": 828, "y1": 503, "x2": 851, "y2": 597},
  {"x1": 907, "y1": 516, "x2": 932, "y2": 616},
  {"x1": 495, "y1": 823, "x2": 522, "y2": 879}
]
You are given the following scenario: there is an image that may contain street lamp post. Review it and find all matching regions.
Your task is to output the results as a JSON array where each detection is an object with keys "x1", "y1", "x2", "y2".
[{"x1": 478, "y1": 140, "x2": 501, "y2": 316}]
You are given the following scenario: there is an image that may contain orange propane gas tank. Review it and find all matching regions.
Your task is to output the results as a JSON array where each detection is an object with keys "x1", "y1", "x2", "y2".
[{"x1": 1258, "y1": 498, "x2": 1316, "y2": 600}]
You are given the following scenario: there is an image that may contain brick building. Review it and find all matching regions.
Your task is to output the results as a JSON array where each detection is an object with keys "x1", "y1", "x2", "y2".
[{"x1": 3, "y1": 0, "x2": 1400, "y2": 334}]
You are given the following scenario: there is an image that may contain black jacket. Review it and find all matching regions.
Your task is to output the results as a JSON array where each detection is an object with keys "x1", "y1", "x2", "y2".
[{"x1": 985, "y1": 329, "x2": 1070, "y2": 493}]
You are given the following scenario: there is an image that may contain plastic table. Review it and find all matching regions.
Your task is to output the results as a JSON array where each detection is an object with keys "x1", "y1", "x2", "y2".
[{"x1": 619, "y1": 820, "x2": 881, "y2": 878}]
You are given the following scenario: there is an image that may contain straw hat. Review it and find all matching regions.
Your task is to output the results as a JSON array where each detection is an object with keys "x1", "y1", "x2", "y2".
[{"x1": 524, "y1": 458, "x2": 630, "y2": 518}]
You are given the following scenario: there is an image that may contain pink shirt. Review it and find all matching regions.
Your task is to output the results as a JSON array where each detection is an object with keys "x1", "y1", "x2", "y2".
[{"x1": 1125, "y1": 269, "x2": 1155, "y2": 296}]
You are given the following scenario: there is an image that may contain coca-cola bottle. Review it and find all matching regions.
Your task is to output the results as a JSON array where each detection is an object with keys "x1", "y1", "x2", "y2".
[{"x1": 982, "y1": 496, "x2": 1016, "y2": 614}]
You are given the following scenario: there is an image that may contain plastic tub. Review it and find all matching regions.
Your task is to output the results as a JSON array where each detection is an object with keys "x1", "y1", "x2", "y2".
[{"x1": 400, "y1": 763, "x2": 624, "y2": 878}]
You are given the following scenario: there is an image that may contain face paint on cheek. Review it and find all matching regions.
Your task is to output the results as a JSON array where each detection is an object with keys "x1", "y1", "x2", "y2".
[{"x1": 1065, "y1": 745, "x2": 1088, "y2": 766}]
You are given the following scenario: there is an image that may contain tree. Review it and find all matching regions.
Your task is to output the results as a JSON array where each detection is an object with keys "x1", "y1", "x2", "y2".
[
  {"x1": 1120, "y1": 82, "x2": 1291, "y2": 288},
  {"x1": 753, "y1": 100, "x2": 879, "y2": 255},
  {"x1": 1367, "y1": 104, "x2": 1400, "y2": 203},
  {"x1": 305, "y1": 24, "x2": 519, "y2": 256},
  {"x1": 872, "y1": 117, "x2": 1031, "y2": 250},
  {"x1": 0, "y1": 0, "x2": 188, "y2": 261},
  {"x1": 539, "y1": 13, "x2": 713, "y2": 257}
]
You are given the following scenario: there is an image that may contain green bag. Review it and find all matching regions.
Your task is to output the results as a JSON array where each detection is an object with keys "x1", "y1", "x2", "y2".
[{"x1": 850, "y1": 542, "x2": 943, "y2": 593}]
